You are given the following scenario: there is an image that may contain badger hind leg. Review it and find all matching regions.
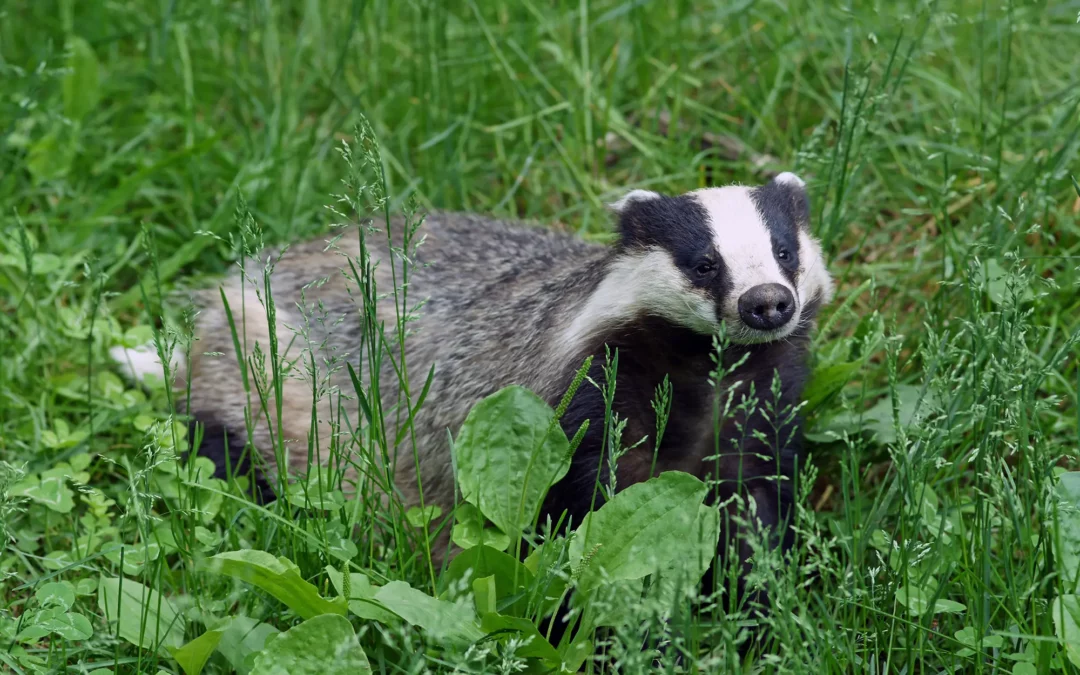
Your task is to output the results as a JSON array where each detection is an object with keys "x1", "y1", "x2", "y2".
[
  {"x1": 109, "y1": 342, "x2": 185, "y2": 388},
  {"x1": 189, "y1": 418, "x2": 276, "y2": 505}
]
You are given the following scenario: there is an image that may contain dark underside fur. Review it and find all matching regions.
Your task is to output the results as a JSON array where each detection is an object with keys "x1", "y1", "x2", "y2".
[
  {"x1": 537, "y1": 311, "x2": 816, "y2": 648},
  {"x1": 187, "y1": 422, "x2": 276, "y2": 505}
]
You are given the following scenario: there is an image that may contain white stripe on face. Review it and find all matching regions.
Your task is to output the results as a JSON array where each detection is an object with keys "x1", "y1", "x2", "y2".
[
  {"x1": 692, "y1": 187, "x2": 799, "y2": 340},
  {"x1": 797, "y1": 229, "x2": 835, "y2": 306},
  {"x1": 561, "y1": 249, "x2": 718, "y2": 351}
]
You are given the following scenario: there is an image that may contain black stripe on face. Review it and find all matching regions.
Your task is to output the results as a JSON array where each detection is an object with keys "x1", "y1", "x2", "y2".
[
  {"x1": 616, "y1": 193, "x2": 728, "y2": 289},
  {"x1": 750, "y1": 181, "x2": 808, "y2": 286}
]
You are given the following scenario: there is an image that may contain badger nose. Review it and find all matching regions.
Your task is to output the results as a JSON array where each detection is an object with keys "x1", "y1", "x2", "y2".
[{"x1": 738, "y1": 283, "x2": 796, "y2": 331}]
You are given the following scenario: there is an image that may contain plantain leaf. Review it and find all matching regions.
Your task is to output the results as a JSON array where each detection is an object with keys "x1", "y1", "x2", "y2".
[
  {"x1": 374, "y1": 581, "x2": 484, "y2": 645},
  {"x1": 569, "y1": 471, "x2": 709, "y2": 593},
  {"x1": 169, "y1": 629, "x2": 223, "y2": 675},
  {"x1": 453, "y1": 386, "x2": 571, "y2": 538},
  {"x1": 1055, "y1": 472, "x2": 1080, "y2": 592},
  {"x1": 97, "y1": 576, "x2": 185, "y2": 653},
  {"x1": 250, "y1": 614, "x2": 371, "y2": 675},
  {"x1": 63, "y1": 36, "x2": 101, "y2": 121},
  {"x1": 201, "y1": 550, "x2": 346, "y2": 620},
  {"x1": 442, "y1": 545, "x2": 537, "y2": 617},
  {"x1": 1054, "y1": 595, "x2": 1080, "y2": 669},
  {"x1": 325, "y1": 566, "x2": 399, "y2": 625}
]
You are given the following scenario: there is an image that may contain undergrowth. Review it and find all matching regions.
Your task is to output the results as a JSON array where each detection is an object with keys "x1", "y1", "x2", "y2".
[{"x1": 2, "y1": 0, "x2": 1080, "y2": 673}]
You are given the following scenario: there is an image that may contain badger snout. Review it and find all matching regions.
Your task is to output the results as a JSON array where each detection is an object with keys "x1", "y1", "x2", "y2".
[{"x1": 737, "y1": 283, "x2": 795, "y2": 331}]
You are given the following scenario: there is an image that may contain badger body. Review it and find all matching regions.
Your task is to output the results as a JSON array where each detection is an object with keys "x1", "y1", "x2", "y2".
[
  {"x1": 115, "y1": 173, "x2": 833, "y2": 602},
  {"x1": 184, "y1": 210, "x2": 619, "y2": 511}
]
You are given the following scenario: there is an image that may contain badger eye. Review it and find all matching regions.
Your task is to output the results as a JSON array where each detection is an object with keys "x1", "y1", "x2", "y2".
[
  {"x1": 694, "y1": 261, "x2": 715, "y2": 277},
  {"x1": 777, "y1": 249, "x2": 791, "y2": 262}
]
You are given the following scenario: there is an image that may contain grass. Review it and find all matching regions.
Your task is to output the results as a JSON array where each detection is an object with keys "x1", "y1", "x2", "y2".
[{"x1": 2, "y1": 0, "x2": 1080, "y2": 672}]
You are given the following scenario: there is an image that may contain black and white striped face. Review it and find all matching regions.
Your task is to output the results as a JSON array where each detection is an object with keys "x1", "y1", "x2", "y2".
[{"x1": 599, "y1": 173, "x2": 834, "y2": 344}]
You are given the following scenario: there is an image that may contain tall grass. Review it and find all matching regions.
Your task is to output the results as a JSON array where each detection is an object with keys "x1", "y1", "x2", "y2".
[{"x1": 2, "y1": 0, "x2": 1079, "y2": 672}]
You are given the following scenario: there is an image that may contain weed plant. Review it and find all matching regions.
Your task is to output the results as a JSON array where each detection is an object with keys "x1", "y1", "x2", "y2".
[{"x1": 2, "y1": 1, "x2": 1079, "y2": 673}]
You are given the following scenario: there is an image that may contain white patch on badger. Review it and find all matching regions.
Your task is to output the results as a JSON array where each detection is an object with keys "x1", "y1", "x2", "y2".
[
  {"x1": 692, "y1": 186, "x2": 800, "y2": 342},
  {"x1": 110, "y1": 342, "x2": 185, "y2": 387},
  {"x1": 774, "y1": 171, "x2": 806, "y2": 188},
  {"x1": 561, "y1": 248, "x2": 716, "y2": 349},
  {"x1": 607, "y1": 189, "x2": 662, "y2": 214},
  {"x1": 797, "y1": 230, "x2": 835, "y2": 306}
]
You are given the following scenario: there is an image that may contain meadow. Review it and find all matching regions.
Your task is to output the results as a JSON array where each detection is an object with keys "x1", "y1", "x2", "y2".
[{"x1": 2, "y1": 0, "x2": 1080, "y2": 672}]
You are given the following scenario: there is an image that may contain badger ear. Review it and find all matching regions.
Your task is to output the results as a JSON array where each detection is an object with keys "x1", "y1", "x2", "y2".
[
  {"x1": 773, "y1": 172, "x2": 806, "y2": 189},
  {"x1": 768, "y1": 171, "x2": 811, "y2": 229},
  {"x1": 607, "y1": 189, "x2": 662, "y2": 215}
]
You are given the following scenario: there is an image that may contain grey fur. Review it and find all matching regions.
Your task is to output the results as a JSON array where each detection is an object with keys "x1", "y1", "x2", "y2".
[
  {"x1": 160, "y1": 179, "x2": 833, "y2": 583},
  {"x1": 187, "y1": 213, "x2": 613, "y2": 510}
]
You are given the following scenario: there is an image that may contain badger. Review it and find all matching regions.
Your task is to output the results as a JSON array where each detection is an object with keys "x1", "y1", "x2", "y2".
[{"x1": 113, "y1": 172, "x2": 832, "y2": 613}]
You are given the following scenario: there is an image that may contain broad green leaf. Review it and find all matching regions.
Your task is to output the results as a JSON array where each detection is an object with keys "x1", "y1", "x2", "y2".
[
  {"x1": 217, "y1": 617, "x2": 279, "y2": 675},
  {"x1": 895, "y1": 585, "x2": 930, "y2": 615},
  {"x1": 326, "y1": 533, "x2": 358, "y2": 563},
  {"x1": 954, "y1": 625, "x2": 1005, "y2": 649},
  {"x1": 16, "y1": 608, "x2": 93, "y2": 642},
  {"x1": 560, "y1": 634, "x2": 593, "y2": 672},
  {"x1": 42, "y1": 550, "x2": 74, "y2": 570},
  {"x1": 63, "y1": 36, "x2": 101, "y2": 121},
  {"x1": 932, "y1": 598, "x2": 967, "y2": 614},
  {"x1": 95, "y1": 371, "x2": 126, "y2": 400},
  {"x1": 802, "y1": 359, "x2": 860, "y2": 413},
  {"x1": 405, "y1": 505, "x2": 443, "y2": 529},
  {"x1": 103, "y1": 541, "x2": 161, "y2": 576},
  {"x1": 473, "y1": 575, "x2": 497, "y2": 615},
  {"x1": 42, "y1": 461, "x2": 90, "y2": 484},
  {"x1": 27, "y1": 128, "x2": 77, "y2": 183},
  {"x1": 97, "y1": 576, "x2": 185, "y2": 652},
  {"x1": 480, "y1": 527, "x2": 511, "y2": 552},
  {"x1": 648, "y1": 504, "x2": 720, "y2": 607},
  {"x1": 75, "y1": 577, "x2": 97, "y2": 596},
  {"x1": 250, "y1": 614, "x2": 371, "y2": 675},
  {"x1": 453, "y1": 386, "x2": 571, "y2": 537},
  {"x1": 1053, "y1": 595, "x2": 1080, "y2": 668},
  {"x1": 1055, "y1": 472, "x2": 1080, "y2": 591},
  {"x1": 169, "y1": 629, "x2": 223, "y2": 675},
  {"x1": 201, "y1": 550, "x2": 346, "y2": 620},
  {"x1": 442, "y1": 545, "x2": 537, "y2": 617},
  {"x1": 569, "y1": 471, "x2": 709, "y2": 593},
  {"x1": 451, "y1": 504, "x2": 482, "y2": 549},
  {"x1": 15, "y1": 623, "x2": 53, "y2": 643},
  {"x1": 120, "y1": 325, "x2": 156, "y2": 348},
  {"x1": 36, "y1": 581, "x2": 75, "y2": 610},
  {"x1": 451, "y1": 503, "x2": 511, "y2": 551},
  {"x1": 580, "y1": 577, "x2": 644, "y2": 629},
  {"x1": 894, "y1": 577, "x2": 964, "y2": 616},
  {"x1": 374, "y1": 580, "x2": 484, "y2": 645},
  {"x1": 1004, "y1": 645, "x2": 1036, "y2": 663},
  {"x1": 194, "y1": 526, "x2": 221, "y2": 552},
  {"x1": 285, "y1": 479, "x2": 345, "y2": 511},
  {"x1": 825, "y1": 384, "x2": 926, "y2": 444},
  {"x1": 984, "y1": 258, "x2": 1034, "y2": 305},
  {"x1": 68, "y1": 452, "x2": 92, "y2": 472},
  {"x1": 324, "y1": 567, "x2": 398, "y2": 624},
  {"x1": 913, "y1": 483, "x2": 941, "y2": 525},
  {"x1": 669, "y1": 503, "x2": 719, "y2": 583},
  {"x1": 152, "y1": 523, "x2": 181, "y2": 555},
  {"x1": 18, "y1": 476, "x2": 75, "y2": 513},
  {"x1": 480, "y1": 612, "x2": 562, "y2": 664}
]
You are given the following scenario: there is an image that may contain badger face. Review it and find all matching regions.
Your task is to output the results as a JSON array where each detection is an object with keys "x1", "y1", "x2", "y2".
[{"x1": 601, "y1": 173, "x2": 834, "y2": 345}]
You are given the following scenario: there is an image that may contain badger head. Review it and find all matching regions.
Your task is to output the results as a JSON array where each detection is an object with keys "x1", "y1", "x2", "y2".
[{"x1": 586, "y1": 173, "x2": 834, "y2": 345}]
